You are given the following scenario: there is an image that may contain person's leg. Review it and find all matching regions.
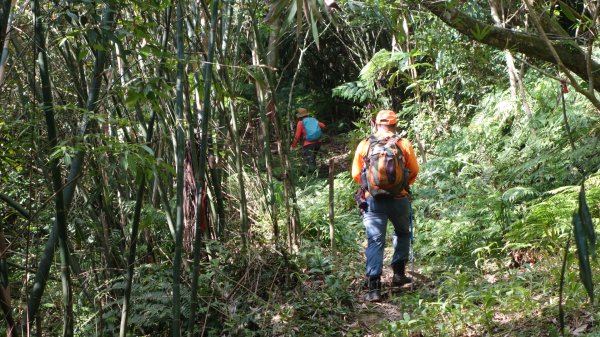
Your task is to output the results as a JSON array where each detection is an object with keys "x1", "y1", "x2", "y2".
[
  {"x1": 311, "y1": 143, "x2": 321, "y2": 171},
  {"x1": 363, "y1": 198, "x2": 389, "y2": 277},
  {"x1": 389, "y1": 197, "x2": 412, "y2": 285},
  {"x1": 362, "y1": 197, "x2": 388, "y2": 301},
  {"x1": 302, "y1": 145, "x2": 312, "y2": 173},
  {"x1": 303, "y1": 143, "x2": 319, "y2": 172}
]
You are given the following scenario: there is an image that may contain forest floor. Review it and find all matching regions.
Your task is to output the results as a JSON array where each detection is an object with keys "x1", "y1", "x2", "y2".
[
  {"x1": 348, "y1": 238, "x2": 442, "y2": 337},
  {"x1": 316, "y1": 134, "x2": 353, "y2": 176}
]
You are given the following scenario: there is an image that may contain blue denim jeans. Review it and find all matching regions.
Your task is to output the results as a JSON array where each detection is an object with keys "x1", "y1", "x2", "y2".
[{"x1": 363, "y1": 196, "x2": 411, "y2": 277}]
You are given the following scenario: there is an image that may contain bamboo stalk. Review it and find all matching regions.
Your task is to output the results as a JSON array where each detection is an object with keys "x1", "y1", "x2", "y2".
[
  {"x1": 0, "y1": 0, "x2": 17, "y2": 88},
  {"x1": 25, "y1": 2, "x2": 115, "y2": 329},
  {"x1": 119, "y1": 113, "x2": 156, "y2": 337},
  {"x1": 172, "y1": 0, "x2": 187, "y2": 334},
  {"x1": 0, "y1": 193, "x2": 30, "y2": 219},
  {"x1": 188, "y1": 1, "x2": 219, "y2": 334},
  {"x1": 33, "y1": 0, "x2": 73, "y2": 333},
  {"x1": 328, "y1": 159, "x2": 335, "y2": 252},
  {"x1": 0, "y1": 229, "x2": 15, "y2": 336}
]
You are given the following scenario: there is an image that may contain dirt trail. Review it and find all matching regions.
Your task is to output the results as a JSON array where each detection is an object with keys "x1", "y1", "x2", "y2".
[
  {"x1": 350, "y1": 242, "x2": 436, "y2": 335},
  {"x1": 317, "y1": 135, "x2": 353, "y2": 175},
  {"x1": 353, "y1": 273, "x2": 436, "y2": 336}
]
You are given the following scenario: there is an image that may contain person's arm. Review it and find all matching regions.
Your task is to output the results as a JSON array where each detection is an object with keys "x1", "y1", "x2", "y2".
[
  {"x1": 400, "y1": 139, "x2": 419, "y2": 185},
  {"x1": 351, "y1": 140, "x2": 368, "y2": 183},
  {"x1": 291, "y1": 121, "x2": 304, "y2": 148},
  {"x1": 318, "y1": 122, "x2": 326, "y2": 129}
]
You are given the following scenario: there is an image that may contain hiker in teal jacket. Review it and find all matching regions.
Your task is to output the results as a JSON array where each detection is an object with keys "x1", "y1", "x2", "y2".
[{"x1": 291, "y1": 108, "x2": 326, "y2": 172}]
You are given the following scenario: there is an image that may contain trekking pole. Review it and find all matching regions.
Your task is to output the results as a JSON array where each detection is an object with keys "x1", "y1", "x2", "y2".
[{"x1": 409, "y1": 198, "x2": 415, "y2": 290}]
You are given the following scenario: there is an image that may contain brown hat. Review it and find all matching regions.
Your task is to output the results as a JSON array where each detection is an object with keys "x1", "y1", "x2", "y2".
[
  {"x1": 375, "y1": 109, "x2": 397, "y2": 125},
  {"x1": 296, "y1": 108, "x2": 309, "y2": 118}
]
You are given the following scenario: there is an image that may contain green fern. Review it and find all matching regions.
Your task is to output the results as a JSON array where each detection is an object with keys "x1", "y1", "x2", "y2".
[{"x1": 502, "y1": 187, "x2": 540, "y2": 204}]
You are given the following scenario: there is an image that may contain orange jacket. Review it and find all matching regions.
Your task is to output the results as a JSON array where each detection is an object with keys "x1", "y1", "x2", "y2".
[
  {"x1": 351, "y1": 130, "x2": 419, "y2": 197},
  {"x1": 291, "y1": 118, "x2": 326, "y2": 148}
]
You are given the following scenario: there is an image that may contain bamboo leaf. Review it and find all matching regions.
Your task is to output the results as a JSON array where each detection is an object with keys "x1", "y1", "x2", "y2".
[
  {"x1": 558, "y1": 1, "x2": 578, "y2": 23},
  {"x1": 308, "y1": 0, "x2": 323, "y2": 21},
  {"x1": 573, "y1": 212, "x2": 594, "y2": 303},
  {"x1": 285, "y1": 0, "x2": 298, "y2": 28},
  {"x1": 296, "y1": 0, "x2": 302, "y2": 37},
  {"x1": 265, "y1": 0, "x2": 288, "y2": 24},
  {"x1": 140, "y1": 145, "x2": 154, "y2": 156},
  {"x1": 309, "y1": 2, "x2": 319, "y2": 49},
  {"x1": 578, "y1": 183, "x2": 596, "y2": 256}
]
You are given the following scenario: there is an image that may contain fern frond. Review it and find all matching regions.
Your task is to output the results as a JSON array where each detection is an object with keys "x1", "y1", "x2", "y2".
[{"x1": 501, "y1": 186, "x2": 540, "y2": 204}]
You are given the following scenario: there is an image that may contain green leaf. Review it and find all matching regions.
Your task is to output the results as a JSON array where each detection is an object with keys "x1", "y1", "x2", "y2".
[
  {"x1": 64, "y1": 152, "x2": 72, "y2": 166},
  {"x1": 502, "y1": 186, "x2": 539, "y2": 203},
  {"x1": 158, "y1": 160, "x2": 176, "y2": 176},
  {"x1": 266, "y1": 0, "x2": 288, "y2": 24},
  {"x1": 470, "y1": 23, "x2": 491, "y2": 41},
  {"x1": 309, "y1": 5, "x2": 319, "y2": 49},
  {"x1": 573, "y1": 212, "x2": 594, "y2": 303},
  {"x1": 121, "y1": 155, "x2": 129, "y2": 171},
  {"x1": 141, "y1": 145, "x2": 155, "y2": 156},
  {"x1": 558, "y1": 2, "x2": 578, "y2": 23},
  {"x1": 285, "y1": 0, "x2": 298, "y2": 28},
  {"x1": 578, "y1": 183, "x2": 596, "y2": 256},
  {"x1": 77, "y1": 48, "x2": 88, "y2": 61},
  {"x1": 297, "y1": 0, "x2": 303, "y2": 38},
  {"x1": 125, "y1": 91, "x2": 144, "y2": 106}
]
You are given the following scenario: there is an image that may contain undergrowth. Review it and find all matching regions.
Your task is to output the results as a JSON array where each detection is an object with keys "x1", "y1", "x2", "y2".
[{"x1": 75, "y1": 77, "x2": 600, "y2": 336}]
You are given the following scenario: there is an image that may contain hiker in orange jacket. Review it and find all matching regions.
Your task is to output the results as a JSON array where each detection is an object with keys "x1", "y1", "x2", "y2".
[
  {"x1": 351, "y1": 109, "x2": 419, "y2": 302},
  {"x1": 291, "y1": 108, "x2": 326, "y2": 172}
]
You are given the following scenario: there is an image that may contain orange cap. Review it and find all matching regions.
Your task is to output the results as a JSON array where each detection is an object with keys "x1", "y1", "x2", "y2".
[
  {"x1": 375, "y1": 109, "x2": 397, "y2": 125},
  {"x1": 296, "y1": 108, "x2": 309, "y2": 118}
]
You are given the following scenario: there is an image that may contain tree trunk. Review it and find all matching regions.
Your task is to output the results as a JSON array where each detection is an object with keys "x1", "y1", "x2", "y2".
[
  {"x1": 422, "y1": 1, "x2": 600, "y2": 92},
  {"x1": 220, "y1": 1, "x2": 250, "y2": 246}
]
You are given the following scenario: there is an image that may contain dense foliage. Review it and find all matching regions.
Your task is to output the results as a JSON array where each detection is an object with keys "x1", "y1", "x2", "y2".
[{"x1": 0, "y1": 0, "x2": 598, "y2": 336}]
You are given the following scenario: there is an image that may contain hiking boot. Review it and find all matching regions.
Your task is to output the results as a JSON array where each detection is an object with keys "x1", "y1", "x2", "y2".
[
  {"x1": 364, "y1": 289, "x2": 381, "y2": 302},
  {"x1": 391, "y1": 261, "x2": 412, "y2": 287},
  {"x1": 392, "y1": 274, "x2": 412, "y2": 287},
  {"x1": 363, "y1": 275, "x2": 381, "y2": 302}
]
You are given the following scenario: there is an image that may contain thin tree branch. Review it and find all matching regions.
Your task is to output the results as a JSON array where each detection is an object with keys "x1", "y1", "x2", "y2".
[{"x1": 523, "y1": 0, "x2": 600, "y2": 111}]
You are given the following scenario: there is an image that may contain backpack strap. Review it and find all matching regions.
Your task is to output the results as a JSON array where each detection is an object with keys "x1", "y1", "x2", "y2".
[
  {"x1": 364, "y1": 134, "x2": 402, "y2": 158},
  {"x1": 301, "y1": 117, "x2": 309, "y2": 131},
  {"x1": 385, "y1": 134, "x2": 402, "y2": 149},
  {"x1": 363, "y1": 135, "x2": 379, "y2": 161}
]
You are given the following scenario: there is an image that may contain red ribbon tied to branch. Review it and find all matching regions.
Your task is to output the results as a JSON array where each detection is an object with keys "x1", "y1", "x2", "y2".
[{"x1": 561, "y1": 79, "x2": 569, "y2": 94}]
